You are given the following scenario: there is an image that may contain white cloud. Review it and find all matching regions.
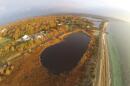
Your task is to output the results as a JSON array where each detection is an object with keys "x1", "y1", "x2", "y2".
[
  {"x1": 0, "y1": 0, "x2": 130, "y2": 23},
  {"x1": 0, "y1": 6, "x2": 7, "y2": 16},
  {"x1": 99, "y1": 0, "x2": 130, "y2": 12},
  {"x1": 0, "y1": 6, "x2": 6, "y2": 11}
]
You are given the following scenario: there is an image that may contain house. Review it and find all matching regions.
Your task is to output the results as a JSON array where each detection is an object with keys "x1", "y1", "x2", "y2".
[
  {"x1": 36, "y1": 35, "x2": 43, "y2": 39},
  {"x1": 21, "y1": 35, "x2": 31, "y2": 41}
]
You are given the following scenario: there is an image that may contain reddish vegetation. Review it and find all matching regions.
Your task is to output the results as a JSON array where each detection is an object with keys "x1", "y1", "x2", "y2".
[
  {"x1": 0, "y1": 16, "x2": 98, "y2": 86},
  {"x1": 0, "y1": 44, "x2": 86, "y2": 86}
]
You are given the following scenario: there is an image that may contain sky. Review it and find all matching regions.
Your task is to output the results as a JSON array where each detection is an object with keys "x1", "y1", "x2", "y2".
[{"x1": 0, "y1": 0, "x2": 130, "y2": 24}]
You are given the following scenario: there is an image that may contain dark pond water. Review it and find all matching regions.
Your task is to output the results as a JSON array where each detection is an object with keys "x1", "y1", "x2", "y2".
[{"x1": 40, "y1": 32, "x2": 90, "y2": 74}]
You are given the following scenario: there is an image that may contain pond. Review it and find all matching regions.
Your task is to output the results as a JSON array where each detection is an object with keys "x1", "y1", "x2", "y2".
[{"x1": 40, "y1": 32, "x2": 90, "y2": 74}]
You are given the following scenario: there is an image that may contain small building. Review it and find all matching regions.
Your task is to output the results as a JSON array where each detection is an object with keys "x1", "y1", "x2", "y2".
[
  {"x1": 21, "y1": 35, "x2": 31, "y2": 41},
  {"x1": 36, "y1": 35, "x2": 43, "y2": 39}
]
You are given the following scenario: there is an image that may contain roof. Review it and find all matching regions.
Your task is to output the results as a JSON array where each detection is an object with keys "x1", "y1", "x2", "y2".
[{"x1": 22, "y1": 35, "x2": 30, "y2": 41}]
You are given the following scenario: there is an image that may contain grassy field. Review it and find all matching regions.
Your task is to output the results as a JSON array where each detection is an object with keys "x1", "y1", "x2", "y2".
[{"x1": 0, "y1": 37, "x2": 11, "y2": 48}]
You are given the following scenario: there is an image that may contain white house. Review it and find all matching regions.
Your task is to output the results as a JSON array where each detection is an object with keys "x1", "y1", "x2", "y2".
[{"x1": 21, "y1": 35, "x2": 31, "y2": 41}]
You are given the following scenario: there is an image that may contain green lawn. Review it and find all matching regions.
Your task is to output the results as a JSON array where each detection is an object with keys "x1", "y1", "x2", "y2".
[{"x1": 0, "y1": 37, "x2": 11, "y2": 48}]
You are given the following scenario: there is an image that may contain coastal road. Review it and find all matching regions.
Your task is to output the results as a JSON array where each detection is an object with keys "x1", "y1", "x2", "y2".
[{"x1": 95, "y1": 22, "x2": 111, "y2": 86}]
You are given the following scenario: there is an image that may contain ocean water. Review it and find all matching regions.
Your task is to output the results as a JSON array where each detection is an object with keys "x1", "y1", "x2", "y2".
[{"x1": 108, "y1": 20, "x2": 130, "y2": 86}]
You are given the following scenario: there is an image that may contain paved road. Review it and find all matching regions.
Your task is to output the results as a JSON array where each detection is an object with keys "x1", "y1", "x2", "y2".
[{"x1": 94, "y1": 22, "x2": 111, "y2": 86}]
